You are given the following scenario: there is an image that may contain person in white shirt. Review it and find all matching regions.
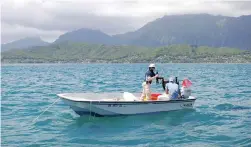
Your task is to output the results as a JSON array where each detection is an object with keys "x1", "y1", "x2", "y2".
[{"x1": 165, "y1": 77, "x2": 179, "y2": 99}]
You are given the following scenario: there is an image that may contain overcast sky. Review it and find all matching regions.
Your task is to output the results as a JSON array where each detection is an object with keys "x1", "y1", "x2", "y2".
[{"x1": 1, "y1": 0, "x2": 251, "y2": 44}]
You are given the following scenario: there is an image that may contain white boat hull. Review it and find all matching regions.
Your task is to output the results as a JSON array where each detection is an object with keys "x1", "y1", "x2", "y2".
[{"x1": 58, "y1": 93, "x2": 196, "y2": 116}]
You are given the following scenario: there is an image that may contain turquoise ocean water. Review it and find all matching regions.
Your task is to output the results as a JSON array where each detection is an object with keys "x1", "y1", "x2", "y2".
[{"x1": 1, "y1": 63, "x2": 251, "y2": 147}]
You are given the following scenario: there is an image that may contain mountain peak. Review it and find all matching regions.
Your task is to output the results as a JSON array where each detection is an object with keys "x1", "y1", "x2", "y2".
[
  {"x1": 115, "y1": 14, "x2": 251, "y2": 49},
  {"x1": 1, "y1": 36, "x2": 49, "y2": 52},
  {"x1": 53, "y1": 27, "x2": 116, "y2": 44},
  {"x1": 75, "y1": 28, "x2": 102, "y2": 32}
]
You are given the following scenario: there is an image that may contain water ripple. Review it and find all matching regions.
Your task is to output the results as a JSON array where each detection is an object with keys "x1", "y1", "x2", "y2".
[{"x1": 1, "y1": 63, "x2": 251, "y2": 146}]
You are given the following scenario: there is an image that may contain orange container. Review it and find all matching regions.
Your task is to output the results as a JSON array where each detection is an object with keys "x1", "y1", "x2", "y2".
[{"x1": 151, "y1": 93, "x2": 161, "y2": 100}]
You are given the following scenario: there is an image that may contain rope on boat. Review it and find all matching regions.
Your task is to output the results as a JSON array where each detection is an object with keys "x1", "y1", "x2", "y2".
[
  {"x1": 89, "y1": 101, "x2": 92, "y2": 120},
  {"x1": 93, "y1": 102, "x2": 96, "y2": 118},
  {"x1": 32, "y1": 97, "x2": 60, "y2": 123}
]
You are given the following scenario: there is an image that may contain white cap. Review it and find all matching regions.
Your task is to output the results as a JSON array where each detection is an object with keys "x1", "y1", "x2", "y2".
[
  {"x1": 169, "y1": 77, "x2": 174, "y2": 82},
  {"x1": 149, "y1": 63, "x2": 155, "y2": 68}
]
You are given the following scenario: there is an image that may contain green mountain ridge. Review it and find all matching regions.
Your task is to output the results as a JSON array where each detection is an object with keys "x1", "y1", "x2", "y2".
[{"x1": 2, "y1": 42, "x2": 251, "y2": 63}]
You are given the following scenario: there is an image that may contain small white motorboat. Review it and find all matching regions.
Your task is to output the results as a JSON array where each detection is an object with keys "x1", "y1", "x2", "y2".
[{"x1": 57, "y1": 92, "x2": 196, "y2": 116}]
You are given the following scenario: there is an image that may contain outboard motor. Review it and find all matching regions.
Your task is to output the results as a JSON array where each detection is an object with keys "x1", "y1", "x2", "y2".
[
  {"x1": 156, "y1": 71, "x2": 159, "y2": 84},
  {"x1": 175, "y1": 77, "x2": 179, "y2": 85}
]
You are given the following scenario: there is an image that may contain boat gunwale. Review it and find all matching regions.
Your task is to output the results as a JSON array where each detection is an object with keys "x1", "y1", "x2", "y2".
[{"x1": 58, "y1": 95, "x2": 196, "y2": 104}]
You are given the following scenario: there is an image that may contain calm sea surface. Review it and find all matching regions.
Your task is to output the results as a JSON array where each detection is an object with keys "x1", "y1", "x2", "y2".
[{"x1": 1, "y1": 63, "x2": 251, "y2": 147}]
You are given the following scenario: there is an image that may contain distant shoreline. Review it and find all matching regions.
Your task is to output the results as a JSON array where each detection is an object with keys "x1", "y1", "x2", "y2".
[
  {"x1": 1, "y1": 62, "x2": 250, "y2": 66},
  {"x1": 2, "y1": 43, "x2": 251, "y2": 64}
]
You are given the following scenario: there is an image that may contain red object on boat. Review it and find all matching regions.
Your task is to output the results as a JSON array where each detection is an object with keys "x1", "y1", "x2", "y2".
[
  {"x1": 151, "y1": 93, "x2": 161, "y2": 100},
  {"x1": 182, "y1": 79, "x2": 192, "y2": 88}
]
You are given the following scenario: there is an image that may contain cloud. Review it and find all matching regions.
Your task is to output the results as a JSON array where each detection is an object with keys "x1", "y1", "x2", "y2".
[
  {"x1": 1, "y1": 23, "x2": 64, "y2": 43},
  {"x1": 1, "y1": 0, "x2": 251, "y2": 43}
]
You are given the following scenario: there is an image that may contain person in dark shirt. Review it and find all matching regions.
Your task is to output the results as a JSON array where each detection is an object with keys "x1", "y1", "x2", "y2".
[{"x1": 140, "y1": 64, "x2": 159, "y2": 101}]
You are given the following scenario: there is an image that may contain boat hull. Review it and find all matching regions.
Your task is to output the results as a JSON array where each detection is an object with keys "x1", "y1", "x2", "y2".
[{"x1": 61, "y1": 97, "x2": 196, "y2": 116}]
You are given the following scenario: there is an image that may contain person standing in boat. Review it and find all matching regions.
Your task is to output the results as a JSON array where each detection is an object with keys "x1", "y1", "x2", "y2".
[{"x1": 140, "y1": 64, "x2": 159, "y2": 101}]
